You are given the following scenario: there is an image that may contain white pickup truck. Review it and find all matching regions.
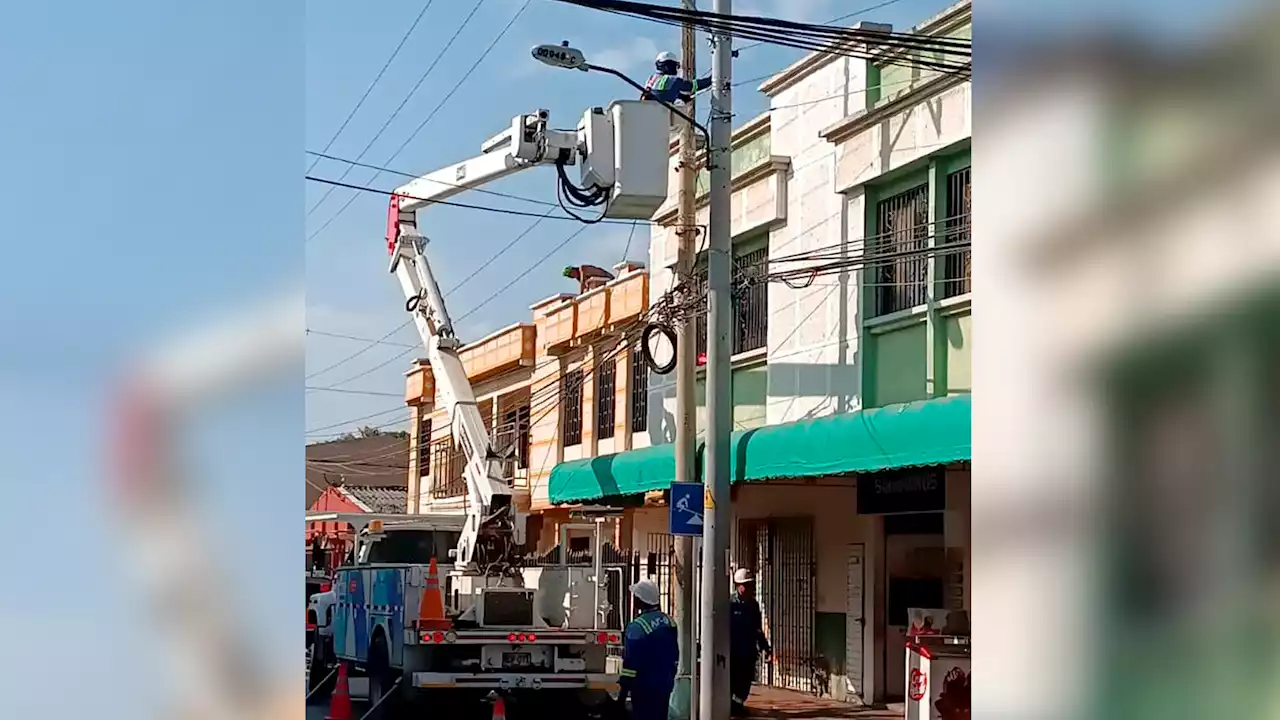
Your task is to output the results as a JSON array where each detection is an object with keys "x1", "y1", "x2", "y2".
[{"x1": 307, "y1": 571, "x2": 338, "y2": 695}]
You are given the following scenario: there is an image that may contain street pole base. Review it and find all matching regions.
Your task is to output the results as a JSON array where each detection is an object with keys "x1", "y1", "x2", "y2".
[{"x1": 669, "y1": 675, "x2": 693, "y2": 720}]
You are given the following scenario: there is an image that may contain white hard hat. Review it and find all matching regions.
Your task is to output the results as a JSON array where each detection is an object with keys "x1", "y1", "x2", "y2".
[
  {"x1": 733, "y1": 568, "x2": 754, "y2": 584},
  {"x1": 630, "y1": 579, "x2": 661, "y2": 606},
  {"x1": 655, "y1": 51, "x2": 679, "y2": 66}
]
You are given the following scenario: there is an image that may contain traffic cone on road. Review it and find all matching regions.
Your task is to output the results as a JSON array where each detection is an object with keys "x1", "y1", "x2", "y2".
[
  {"x1": 325, "y1": 663, "x2": 353, "y2": 720},
  {"x1": 491, "y1": 695, "x2": 507, "y2": 720},
  {"x1": 418, "y1": 556, "x2": 449, "y2": 631}
]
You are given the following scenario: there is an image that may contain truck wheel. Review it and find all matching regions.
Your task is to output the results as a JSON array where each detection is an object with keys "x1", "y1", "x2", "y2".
[
  {"x1": 366, "y1": 634, "x2": 402, "y2": 719},
  {"x1": 307, "y1": 638, "x2": 336, "y2": 698}
]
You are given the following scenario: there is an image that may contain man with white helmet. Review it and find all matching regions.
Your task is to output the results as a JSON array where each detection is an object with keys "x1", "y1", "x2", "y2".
[
  {"x1": 617, "y1": 579, "x2": 678, "y2": 720},
  {"x1": 641, "y1": 51, "x2": 713, "y2": 105},
  {"x1": 729, "y1": 568, "x2": 771, "y2": 717}
]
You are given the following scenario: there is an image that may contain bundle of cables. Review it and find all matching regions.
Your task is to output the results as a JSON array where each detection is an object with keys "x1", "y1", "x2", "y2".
[
  {"x1": 552, "y1": 0, "x2": 971, "y2": 78},
  {"x1": 555, "y1": 153, "x2": 612, "y2": 223}
]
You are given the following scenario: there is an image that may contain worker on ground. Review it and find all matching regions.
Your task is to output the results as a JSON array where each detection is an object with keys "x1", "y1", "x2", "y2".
[
  {"x1": 641, "y1": 51, "x2": 713, "y2": 105},
  {"x1": 729, "y1": 568, "x2": 771, "y2": 717},
  {"x1": 617, "y1": 579, "x2": 678, "y2": 720}
]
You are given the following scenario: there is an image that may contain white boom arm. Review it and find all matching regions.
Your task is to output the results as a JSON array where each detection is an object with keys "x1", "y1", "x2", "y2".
[
  {"x1": 387, "y1": 109, "x2": 578, "y2": 574},
  {"x1": 394, "y1": 110, "x2": 579, "y2": 213},
  {"x1": 385, "y1": 102, "x2": 669, "y2": 574}
]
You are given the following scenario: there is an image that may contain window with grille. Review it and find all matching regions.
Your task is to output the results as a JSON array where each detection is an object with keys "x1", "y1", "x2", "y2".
[
  {"x1": 416, "y1": 416, "x2": 432, "y2": 476},
  {"x1": 941, "y1": 166, "x2": 971, "y2": 299},
  {"x1": 694, "y1": 245, "x2": 769, "y2": 357},
  {"x1": 630, "y1": 345, "x2": 648, "y2": 433},
  {"x1": 596, "y1": 357, "x2": 616, "y2": 440},
  {"x1": 870, "y1": 184, "x2": 930, "y2": 317},
  {"x1": 561, "y1": 369, "x2": 583, "y2": 447},
  {"x1": 733, "y1": 247, "x2": 768, "y2": 353},
  {"x1": 498, "y1": 404, "x2": 530, "y2": 469}
]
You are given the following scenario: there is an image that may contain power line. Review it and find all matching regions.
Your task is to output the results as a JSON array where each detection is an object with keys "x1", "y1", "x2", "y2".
[
  {"x1": 554, "y1": 0, "x2": 970, "y2": 77},
  {"x1": 305, "y1": 150, "x2": 559, "y2": 208},
  {"x1": 306, "y1": 328, "x2": 418, "y2": 348},
  {"x1": 307, "y1": 0, "x2": 490, "y2": 219},
  {"x1": 736, "y1": 0, "x2": 908, "y2": 52},
  {"x1": 305, "y1": 386, "x2": 405, "y2": 397},
  {"x1": 381, "y1": 0, "x2": 535, "y2": 182},
  {"x1": 310, "y1": 346, "x2": 419, "y2": 393},
  {"x1": 454, "y1": 224, "x2": 590, "y2": 325},
  {"x1": 443, "y1": 206, "x2": 561, "y2": 295},
  {"x1": 620, "y1": 220, "x2": 640, "y2": 265},
  {"x1": 306, "y1": 405, "x2": 409, "y2": 435},
  {"x1": 306, "y1": 205, "x2": 561, "y2": 388},
  {"x1": 307, "y1": 415, "x2": 413, "y2": 441},
  {"x1": 304, "y1": 175, "x2": 639, "y2": 224},
  {"x1": 307, "y1": 0, "x2": 533, "y2": 243},
  {"x1": 307, "y1": 432, "x2": 417, "y2": 463},
  {"x1": 306, "y1": 319, "x2": 415, "y2": 380},
  {"x1": 306, "y1": 0, "x2": 437, "y2": 176}
]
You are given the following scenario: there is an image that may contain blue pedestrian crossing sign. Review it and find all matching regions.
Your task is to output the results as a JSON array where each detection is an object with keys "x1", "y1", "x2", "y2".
[{"x1": 669, "y1": 482, "x2": 704, "y2": 536}]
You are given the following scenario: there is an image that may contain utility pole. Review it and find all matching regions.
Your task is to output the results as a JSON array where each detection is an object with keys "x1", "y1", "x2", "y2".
[
  {"x1": 672, "y1": 2, "x2": 699, "y2": 720},
  {"x1": 699, "y1": 0, "x2": 733, "y2": 717}
]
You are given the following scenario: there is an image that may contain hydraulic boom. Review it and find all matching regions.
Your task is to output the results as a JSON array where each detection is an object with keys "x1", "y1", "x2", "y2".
[{"x1": 384, "y1": 102, "x2": 669, "y2": 575}]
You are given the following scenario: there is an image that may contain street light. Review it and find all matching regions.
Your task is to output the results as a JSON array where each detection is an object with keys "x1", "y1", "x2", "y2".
[{"x1": 530, "y1": 41, "x2": 711, "y2": 148}]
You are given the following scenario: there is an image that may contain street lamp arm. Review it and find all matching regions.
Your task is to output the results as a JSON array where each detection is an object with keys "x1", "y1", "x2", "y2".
[{"x1": 586, "y1": 63, "x2": 712, "y2": 153}]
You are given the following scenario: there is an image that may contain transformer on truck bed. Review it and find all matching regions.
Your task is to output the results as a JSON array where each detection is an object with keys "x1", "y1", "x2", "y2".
[{"x1": 312, "y1": 100, "x2": 670, "y2": 716}]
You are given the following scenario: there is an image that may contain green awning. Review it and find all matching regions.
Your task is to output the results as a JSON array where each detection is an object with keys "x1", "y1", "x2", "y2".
[
  {"x1": 726, "y1": 394, "x2": 971, "y2": 483},
  {"x1": 548, "y1": 442, "x2": 679, "y2": 504},
  {"x1": 547, "y1": 395, "x2": 970, "y2": 504}
]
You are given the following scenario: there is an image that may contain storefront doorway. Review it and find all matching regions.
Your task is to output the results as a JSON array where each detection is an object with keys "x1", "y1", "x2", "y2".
[
  {"x1": 882, "y1": 512, "x2": 946, "y2": 699},
  {"x1": 855, "y1": 466, "x2": 948, "y2": 701}
]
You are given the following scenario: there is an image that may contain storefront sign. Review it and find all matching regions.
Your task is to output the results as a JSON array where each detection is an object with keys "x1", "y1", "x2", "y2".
[{"x1": 857, "y1": 468, "x2": 946, "y2": 514}]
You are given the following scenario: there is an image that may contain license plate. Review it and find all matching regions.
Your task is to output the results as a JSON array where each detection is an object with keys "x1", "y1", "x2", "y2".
[{"x1": 502, "y1": 652, "x2": 531, "y2": 668}]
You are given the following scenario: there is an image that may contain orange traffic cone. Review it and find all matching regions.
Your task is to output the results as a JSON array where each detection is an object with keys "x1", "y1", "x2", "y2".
[
  {"x1": 325, "y1": 663, "x2": 353, "y2": 720},
  {"x1": 491, "y1": 695, "x2": 507, "y2": 720},
  {"x1": 418, "y1": 556, "x2": 449, "y2": 631}
]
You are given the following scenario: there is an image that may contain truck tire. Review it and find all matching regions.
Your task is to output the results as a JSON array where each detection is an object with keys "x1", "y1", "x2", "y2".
[
  {"x1": 366, "y1": 633, "x2": 402, "y2": 719},
  {"x1": 307, "y1": 637, "x2": 335, "y2": 698}
]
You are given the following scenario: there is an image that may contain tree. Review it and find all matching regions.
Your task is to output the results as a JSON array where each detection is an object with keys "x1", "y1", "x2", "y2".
[{"x1": 310, "y1": 425, "x2": 408, "y2": 445}]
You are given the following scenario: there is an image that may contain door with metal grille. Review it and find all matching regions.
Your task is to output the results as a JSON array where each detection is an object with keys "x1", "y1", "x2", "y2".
[
  {"x1": 737, "y1": 517, "x2": 816, "y2": 693},
  {"x1": 645, "y1": 532, "x2": 677, "y2": 616}
]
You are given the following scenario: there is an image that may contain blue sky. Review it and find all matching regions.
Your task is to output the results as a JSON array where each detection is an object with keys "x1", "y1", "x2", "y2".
[{"x1": 303, "y1": 0, "x2": 967, "y2": 439}]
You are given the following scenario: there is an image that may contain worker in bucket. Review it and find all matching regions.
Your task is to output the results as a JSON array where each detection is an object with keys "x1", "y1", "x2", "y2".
[
  {"x1": 617, "y1": 579, "x2": 678, "y2": 720},
  {"x1": 729, "y1": 568, "x2": 771, "y2": 717},
  {"x1": 641, "y1": 51, "x2": 713, "y2": 105}
]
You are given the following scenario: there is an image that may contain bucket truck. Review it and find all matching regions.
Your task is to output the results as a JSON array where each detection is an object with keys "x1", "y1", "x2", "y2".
[{"x1": 323, "y1": 100, "x2": 670, "y2": 715}]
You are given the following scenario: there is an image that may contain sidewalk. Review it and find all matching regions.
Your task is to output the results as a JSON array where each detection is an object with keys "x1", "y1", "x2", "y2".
[{"x1": 745, "y1": 686, "x2": 903, "y2": 719}]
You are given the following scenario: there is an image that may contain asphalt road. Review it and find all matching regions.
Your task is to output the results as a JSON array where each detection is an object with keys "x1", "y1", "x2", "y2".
[{"x1": 307, "y1": 698, "x2": 368, "y2": 720}]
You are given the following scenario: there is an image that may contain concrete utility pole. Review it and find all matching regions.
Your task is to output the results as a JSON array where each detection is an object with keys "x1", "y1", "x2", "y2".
[
  {"x1": 699, "y1": 0, "x2": 733, "y2": 717},
  {"x1": 672, "y1": 2, "x2": 699, "y2": 719}
]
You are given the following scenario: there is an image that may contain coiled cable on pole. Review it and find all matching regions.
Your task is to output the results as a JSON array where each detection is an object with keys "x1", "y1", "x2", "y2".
[{"x1": 640, "y1": 322, "x2": 678, "y2": 375}]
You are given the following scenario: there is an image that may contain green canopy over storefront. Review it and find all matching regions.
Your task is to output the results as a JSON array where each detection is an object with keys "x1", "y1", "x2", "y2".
[{"x1": 547, "y1": 394, "x2": 971, "y2": 504}]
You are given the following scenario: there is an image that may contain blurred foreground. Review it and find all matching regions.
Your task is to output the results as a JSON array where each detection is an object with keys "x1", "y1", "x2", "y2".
[{"x1": 976, "y1": 1, "x2": 1280, "y2": 718}]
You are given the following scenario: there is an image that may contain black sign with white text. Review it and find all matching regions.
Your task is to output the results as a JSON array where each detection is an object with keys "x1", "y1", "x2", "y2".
[{"x1": 856, "y1": 467, "x2": 946, "y2": 515}]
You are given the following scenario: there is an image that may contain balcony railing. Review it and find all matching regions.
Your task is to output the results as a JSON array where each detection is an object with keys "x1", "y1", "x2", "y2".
[
  {"x1": 428, "y1": 423, "x2": 531, "y2": 499},
  {"x1": 492, "y1": 419, "x2": 530, "y2": 474},
  {"x1": 429, "y1": 436, "x2": 467, "y2": 499}
]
